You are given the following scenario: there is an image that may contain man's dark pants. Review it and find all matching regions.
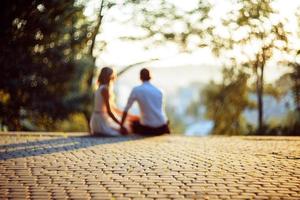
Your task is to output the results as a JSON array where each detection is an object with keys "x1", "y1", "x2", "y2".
[{"x1": 131, "y1": 120, "x2": 170, "y2": 136}]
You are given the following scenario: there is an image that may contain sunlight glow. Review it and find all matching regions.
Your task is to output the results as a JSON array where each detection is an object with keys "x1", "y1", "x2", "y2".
[{"x1": 83, "y1": 0, "x2": 300, "y2": 85}]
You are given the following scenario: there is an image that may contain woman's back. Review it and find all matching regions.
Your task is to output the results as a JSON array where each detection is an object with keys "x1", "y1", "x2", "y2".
[
  {"x1": 93, "y1": 85, "x2": 107, "y2": 113},
  {"x1": 90, "y1": 67, "x2": 120, "y2": 136}
]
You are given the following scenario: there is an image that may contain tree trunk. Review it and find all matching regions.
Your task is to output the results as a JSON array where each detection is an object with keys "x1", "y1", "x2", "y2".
[
  {"x1": 83, "y1": 110, "x2": 91, "y2": 133},
  {"x1": 254, "y1": 54, "x2": 264, "y2": 134},
  {"x1": 257, "y1": 65, "x2": 264, "y2": 133},
  {"x1": 295, "y1": 64, "x2": 300, "y2": 112},
  {"x1": 254, "y1": 49, "x2": 267, "y2": 134},
  {"x1": 8, "y1": 115, "x2": 21, "y2": 131},
  {"x1": 87, "y1": 0, "x2": 105, "y2": 87},
  {"x1": 82, "y1": 0, "x2": 105, "y2": 130}
]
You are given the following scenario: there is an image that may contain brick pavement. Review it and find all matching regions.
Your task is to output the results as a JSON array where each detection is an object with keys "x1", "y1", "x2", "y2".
[{"x1": 0, "y1": 133, "x2": 300, "y2": 199}]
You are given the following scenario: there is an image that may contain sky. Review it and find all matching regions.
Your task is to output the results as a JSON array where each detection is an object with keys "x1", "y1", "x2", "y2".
[{"x1": 83, "y1": 0, "x2": 300, "y2": 87}]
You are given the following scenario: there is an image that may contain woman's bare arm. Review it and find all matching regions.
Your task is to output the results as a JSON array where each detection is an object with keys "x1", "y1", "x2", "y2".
[
  {"x1": 112, "y1": 106, "x2": 123, "y2": 116},
  {"x1": 110, "y1": 99, "x2": 139, "y2": 120}
]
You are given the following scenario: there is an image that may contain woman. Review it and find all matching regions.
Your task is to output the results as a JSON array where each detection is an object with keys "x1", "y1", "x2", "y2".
[
  {"x1": 90, "y1": 67, "x2": 123, "y2": 136},
  {"x1": 90, "y1": 67, "x2": 138, "y2": 136}
]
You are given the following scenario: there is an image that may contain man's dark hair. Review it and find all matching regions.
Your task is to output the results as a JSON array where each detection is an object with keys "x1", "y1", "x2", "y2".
[{"x1": 140, "y1": 68, "x2": 151, "y2": 81}]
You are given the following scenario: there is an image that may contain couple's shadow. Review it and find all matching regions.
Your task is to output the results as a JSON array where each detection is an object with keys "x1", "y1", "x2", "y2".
[{"x1": 0, "y1": 135, "x2": 146, "y2": 160}]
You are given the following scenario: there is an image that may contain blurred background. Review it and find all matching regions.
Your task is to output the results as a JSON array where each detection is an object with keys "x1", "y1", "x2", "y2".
[{"x1": 1, "y1": 0, "x2": 299, "y2": 135}]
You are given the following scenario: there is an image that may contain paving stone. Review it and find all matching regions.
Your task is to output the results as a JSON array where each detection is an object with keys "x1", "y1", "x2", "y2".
[{"x1": 0, "y1": 134, "x2": 299, "y2": 199}]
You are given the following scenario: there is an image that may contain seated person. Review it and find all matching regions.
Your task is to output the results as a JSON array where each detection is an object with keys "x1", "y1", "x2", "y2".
[{"x1": 120, "y1": 68, "x2": 170, "y2": 136}]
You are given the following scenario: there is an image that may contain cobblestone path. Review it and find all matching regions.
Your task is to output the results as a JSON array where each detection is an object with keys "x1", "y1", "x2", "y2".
[{"x1": 0, "y1": 133, "x2": 300, "y2": 199}]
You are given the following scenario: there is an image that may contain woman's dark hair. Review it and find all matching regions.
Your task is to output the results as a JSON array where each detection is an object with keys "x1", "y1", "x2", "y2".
[{"x1": 98, "y1": 67, "x2": 114, "y2": 85}]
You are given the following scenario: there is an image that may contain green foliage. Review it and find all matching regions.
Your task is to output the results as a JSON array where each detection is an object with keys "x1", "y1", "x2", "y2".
[
  {"x1": 286, "y1": 9, "x2": 300, "y2": 113},
  {"x1": 123, "y1": 0, "x2": 212, "y2": 51},
  {"x1": 165, "y1": 106, "x2": 186, "y2": 134},
  {"x1": 202, "y1": 70, "x2": 253, "y2": 135},
  {"x1": 210, "y1": 0, "x2": 290, "y2": 132},
  {"x1": 123, "y1": 0, "x2": 295, "y2": 135},
  {"x1": 54, "y1": 113, "x2": 89, "y2": 132},
  {"x1": 251, "y1": 110, "x2": 300, "y2": 136},
  {"x1": 186, "y1": 100, "x2": 201, "y2": 118},
  {"x1": 0, "y1": 0, "x2": 92, "y2": 130},
  {"x1": 289, "y1": 63, "x2": 300, "y2": 112},
  {"x1": 280, "y1": 9, "x2": 300, "y2": 125}
]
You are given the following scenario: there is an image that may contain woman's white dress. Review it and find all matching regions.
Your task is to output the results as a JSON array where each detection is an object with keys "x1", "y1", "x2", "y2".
[{"x1": 90, "y1": 85, "x2": 120, "y2": 136}]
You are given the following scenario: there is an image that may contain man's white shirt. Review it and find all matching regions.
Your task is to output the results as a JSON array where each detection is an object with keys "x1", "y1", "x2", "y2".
[{"x1": 124, "y1": 81, "x2": 167, "y2": 127}]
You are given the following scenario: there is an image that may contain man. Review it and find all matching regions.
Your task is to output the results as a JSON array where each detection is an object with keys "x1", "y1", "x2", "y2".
[{"x1": 120, "y1": 68, "x2": 170, "y2": 136}]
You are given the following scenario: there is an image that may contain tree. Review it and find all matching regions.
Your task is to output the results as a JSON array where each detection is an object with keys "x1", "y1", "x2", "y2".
[
  {"x1": 202, "y1": 68, "x2": 254, "y2": 135},
  {"x1": 121, "y1": 0, "x2": 212, "y2": 51},
  {"x1": 121, "y1": 0, "x2": 299, "y2": 135},
  {"x1": 288, "y1": 9, "x2": 300, "y2": 115},
  {"x1": 275, "y1": 7, "x2": 300, "y2": 130},
  {"x1": 0, "y1": 0, "x2": 91, "y2": 130},
  {"x1": 290, "y1": 62, "x2": 300, "y2": 113},
  {"x1": 210, "y1": 0, "x2": 289, "y2": 133}
]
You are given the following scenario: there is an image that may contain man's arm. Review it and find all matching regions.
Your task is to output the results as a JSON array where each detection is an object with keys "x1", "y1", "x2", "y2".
[
  {"x1": 120, "y1": 111, "x2": 128, "y2": 128},
  {"x1": 120, "y1": 90, "x2": 136, "y2": 128}
]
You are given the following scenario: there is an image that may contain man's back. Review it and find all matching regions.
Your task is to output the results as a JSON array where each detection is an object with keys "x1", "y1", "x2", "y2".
[{"x1": 126, "y1": 81, "x2": 167, "y2": 127}]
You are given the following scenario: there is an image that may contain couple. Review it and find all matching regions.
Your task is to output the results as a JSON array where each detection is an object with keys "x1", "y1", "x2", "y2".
[{"x1": 90, "y1": 67, "x2": 170, "y2": 137}]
